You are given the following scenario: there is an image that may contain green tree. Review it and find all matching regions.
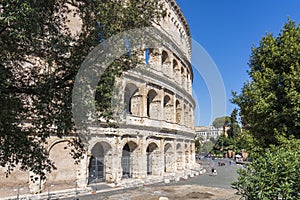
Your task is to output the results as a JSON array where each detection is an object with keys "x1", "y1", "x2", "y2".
[
  {"x1": 0, "y1": 0, "x2": 164, "y2": 177},
  {"x1": 195, "y1": 139, "x2": 202, "y2": 154},
  {"x1": 233, "y1": 137, "x2": 300, "y2": 199},
  {"x1": 201, "y1": 141, "x2": 214, "y2": 153},
  {"x1": 212, "y1": 116, "x2": 230, "y2": 128},
  {"x1": 232, "y1": 19, "x2": 300, "y2": 199},
  {"x1": 227, "y1": 108, "x2": 241, "y2": 138},
  {"x1": 232, "y1": 20, "x2": 300, "y2": 146}
]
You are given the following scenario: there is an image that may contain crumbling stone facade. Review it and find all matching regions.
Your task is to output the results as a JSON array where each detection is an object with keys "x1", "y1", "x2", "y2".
[{"x1": 0, "y1": 0, "x2": 199, "y2": 196}]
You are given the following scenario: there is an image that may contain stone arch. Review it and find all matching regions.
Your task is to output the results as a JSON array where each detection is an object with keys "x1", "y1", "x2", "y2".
[
  {"x1": 185, "y1": 143, "x2": 190, "y2": 169},
  {"x1": 147, "y1": 89, "x2": 160, "y2": 119},
  {"x1": 175, "y1": 100, "x2": 182, "y2": 124},
  {"x1": 181, "y1": 66, "x2": 186, "y2": 89},
  {"x1": 124, "y1": 83, "x2": 140, "y2": 116},
  {"x1": 173, "y1": 59, "x2": 180, "y2": 83},
  {"x1": 146, "y1": 142, "x2": 160, "y2": 175},
  {"x1": 161, "y1": 50, "x2": 170, "y2": 65},
  {"x1": 47, "y1": 141, "x2": 77, "y2": 190},
  {"x1": 176, "y1": 143, "x2": 184, "y2": 170},
  {"x1": 162, "y1": 50, "x2": 170, "y2": 75},
  {"x1": 184, "y1": 104, "x2": 188, "y2": 126},
  {"x1": 88, "y1": 141, "x2": 112, "y2": 184},
  {"x1": 164, "y1": 143, "x2": 174, "y2": 173},
  {"x1": 149, "y1": 48, "x2": 160, "y2": 66},
  {"x1": 47, "y1": 138, "x2": 71, "y2": 152},
  {"x1": 163, "y1": 95, "x2": 173, "y2": 122},
  {"x1": 122, "y1": 141, "x2": 138, "y2": 179},
  {"x1": 188, "y1": 105, "x2": 193, "y2": 128}
]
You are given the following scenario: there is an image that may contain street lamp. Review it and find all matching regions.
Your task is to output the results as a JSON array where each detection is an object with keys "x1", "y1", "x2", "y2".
[
  {"x1": 47, "y1": 184, "x2": 54, "y2": 200},
  {"x1": 14, "y1": 186, "x2": 23, "y2": 200}
]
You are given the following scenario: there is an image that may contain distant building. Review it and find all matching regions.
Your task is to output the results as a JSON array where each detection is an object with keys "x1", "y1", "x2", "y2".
[{"x1": 195, "y1": 126, "x2": 223, "y2": 141}]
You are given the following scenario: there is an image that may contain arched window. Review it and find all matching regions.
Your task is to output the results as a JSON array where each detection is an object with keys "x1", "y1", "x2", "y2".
[
  {"x1": 163, "y1": 95, "x2": 172, "y2": 122},
  {"x1": 147, "y1": 89, "x2": 159, "y2": 119},
  {"x1": 175, "y1": 100, "x2": 182, "y2": 124},
  {"x1": 88, "y1": 142, "x2": 112, "y2": 184},
  {"x1": 146, "y1": 142, "x2": 159, "y2": 175},
  {"x1": 122, "y1": 141, "x2": 138, "y2": 179},
  {"x1": 161, "y1": 50, "x2": 169, "y2": 65},
  {"x1": 124, "y1": 83, "x2": 139, "y2": 116}
]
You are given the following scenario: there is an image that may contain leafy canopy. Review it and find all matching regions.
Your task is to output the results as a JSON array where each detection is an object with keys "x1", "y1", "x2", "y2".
[
  {"x1": 233, "y1": 137, "x2": 300, "y2": 199},
  {"x1": 232, "y1": 19, "x2": 300, "y2": 146},
  {"x1": 0, "y1": 0, "x2": 164, "y2": 177},
  {"x1": 212, "y1": 116, "x2": 230, "y2": 128}
]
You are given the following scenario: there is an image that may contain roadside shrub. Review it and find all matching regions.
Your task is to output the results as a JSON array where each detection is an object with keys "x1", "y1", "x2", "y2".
[{"x1": 233, "y1": 137, "x2": 300, "y2": 199}]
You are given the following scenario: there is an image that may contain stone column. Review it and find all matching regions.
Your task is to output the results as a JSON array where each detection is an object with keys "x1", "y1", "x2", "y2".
[
  {"x1": 139, "y1": 84, "x2": 148, "y2": 118},
  {"x1": 114, "y1": 136, "x2": 123, "y2": 182},
  {"x1": 76, "y1": 153, "x2": 89, "y2": 188}
]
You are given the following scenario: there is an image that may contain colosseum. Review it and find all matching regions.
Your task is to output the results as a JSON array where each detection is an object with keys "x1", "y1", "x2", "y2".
[{"x1": 0, "y1": 0, "x2": 200, "y2": 197}]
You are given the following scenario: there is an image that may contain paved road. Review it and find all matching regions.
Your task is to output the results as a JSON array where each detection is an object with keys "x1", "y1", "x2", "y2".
[
  {"x1": 62, "y1": 158, "x2": 240, "y2": 200},
  {"x1": 177, "y1": 158, "x2": 241, "y2": 188}
]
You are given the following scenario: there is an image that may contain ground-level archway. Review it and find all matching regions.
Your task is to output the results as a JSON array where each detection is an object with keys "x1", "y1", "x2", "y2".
[
  {"x1": 146, "y1": 142, "x2": 159, "y2": 175},
  {"x1": 164, "y1": 143, "x2": 174, "y2": 173},
  {"x1": 88, "y1": 141, "x2": 112, "y2": 184},
  {"x1": 122, "y1": 141, "x2": 138, "y2": 179}
]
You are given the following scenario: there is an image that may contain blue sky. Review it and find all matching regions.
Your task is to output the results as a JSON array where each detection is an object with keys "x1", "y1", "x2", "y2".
[{"x1": 176, "y1": 0, "x2": 300, "y2": 126}]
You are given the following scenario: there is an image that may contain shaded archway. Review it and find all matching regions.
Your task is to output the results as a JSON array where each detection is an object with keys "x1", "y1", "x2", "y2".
[
  {"x1": 184, "y1": 104, "x2": 188, "y2": 126},
  {"x1": 175, "y1": 100, "x2": 182, "y2": 124},
  {"x1": 164, "y1": 143, "x2": 174, "y2": 173},
  {"x1": 181, "y1": 67, "x2": 186, "y2": 88},
  {"x1": 146, "y1": 142, "x2": 159, "y2": 175},
  {"x1": 88, "y1": 141, "x2": 112, "y2": 184},
  {"x1": 147, "y1": 89, "x2": 160, "y2": 119},
  {"x1": 185, "y1": 143, "x2": 190, "y2": 169},
  {"x1": 162, "y1": 50, "x2": 170, "y2": 75},
  {"x1": 124, "y1": 83, "x2": 139, "y2": 115},
  {"x1": 176, "y1": 143, "x2": 183, "y2": 171},
  {"x1": 122, "y1": 141, "x2": 138, "y2": 179},
  {"x1": 163, "y1": 95, "x2": 172, "y2": 122},
  {"x1": 173, "y1": 59, "x2": 180, "y2": 83}
]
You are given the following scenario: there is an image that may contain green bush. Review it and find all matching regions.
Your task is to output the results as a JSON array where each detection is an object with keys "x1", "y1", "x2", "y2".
[{"x1": 233, "y1": 137, "x2": 300, "y2": 199}]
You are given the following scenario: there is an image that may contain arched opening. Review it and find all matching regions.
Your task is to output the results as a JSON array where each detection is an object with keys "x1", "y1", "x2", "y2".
[
  {"x1": 185, "y1": 143, "x2": 190, "y2": 168},
  {"x1": 88, "y1": 142, "x2": 112, "y2": 184},
  {"x1": 181, "y1": 67, "x2": 186, "y2": 88},
  {"x1": 163, "y1": 95, "x2": 172, "y2": 122},
  {"x1": 161, "y1": 50, "x2": 169, "y2": 65},
  {"x1": 175, "y1": 100, "x2": 182, "y2": 124},
  {"x1": 184, "y1": 104, "x2": 188, "y2": 126},
  {"x1": 164, "y1": 143, "x2": 173, "y2": 173},
  {"x1": 173, "y1": 59, "x2": 180, "y2": 83},
  {"x1": 147, "y1": 89, "x2": 159, "y2": 119},
  {"x1": 47, "y1": 141, "x2": 76, "y2": 190},
  {"x1": 122, "y1": 141, "x2": 138, "y2": 179},
  {"x1": 146, "y1": 142, "x2": 159, "y2": 175},
  {"x1": 124, "y1": 83, "x2": 139, "y2": 115},
  {"x1": 161, "y1": 50, "x2": 170, "y2": 75},
  {"x1": 176, "y1": 143, "x2": 183, "y2": 170}
]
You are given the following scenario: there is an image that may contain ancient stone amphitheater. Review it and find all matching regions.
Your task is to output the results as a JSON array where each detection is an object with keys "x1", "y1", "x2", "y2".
[{"x1": 0, "y1": 0, "x2": 200, "y2": 197}]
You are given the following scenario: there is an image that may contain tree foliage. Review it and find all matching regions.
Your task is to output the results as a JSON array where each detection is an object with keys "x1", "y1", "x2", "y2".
[
  {"x1": 227, "y1": 108, "x2": 241, "y2": 138},
  {"x1": 212, "y1": 116, "x2": 230, "y2": 128},
  {"x1": 0, "y1": 0, "x2": 164, "y2": 177},
  {"x1": 233, "y1": 137, "x2": 300, "y2": 199},
  {"x1": 232, "y1": 20, "x2": 300, "y2": 146},
  {"x1": 232, "y1": 19, "x2": 300, "y2": 199}
]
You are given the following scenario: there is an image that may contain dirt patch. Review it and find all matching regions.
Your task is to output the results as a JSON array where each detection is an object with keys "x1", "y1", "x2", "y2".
[
  {"x1": 106, "y1": 185, "x2": 240, "y2": 200},
  {"x1": 185, "y1": 191, "x2": 214, "y2": 199}
]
